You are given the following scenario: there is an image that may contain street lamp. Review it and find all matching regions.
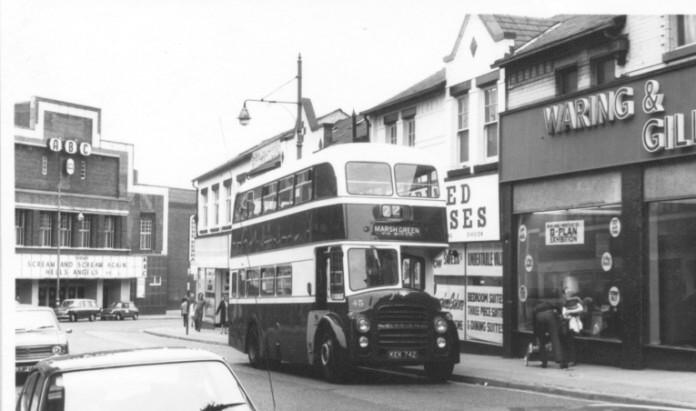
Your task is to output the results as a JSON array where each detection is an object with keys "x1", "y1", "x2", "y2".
[{"x1": 237, "y1": 54, "x2": 305, "y2": 159}]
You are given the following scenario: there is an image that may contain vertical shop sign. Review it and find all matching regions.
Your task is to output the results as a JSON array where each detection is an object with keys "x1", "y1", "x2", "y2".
[{"x1": 445, "y1": 173, "x2": 500, "y2": 242}]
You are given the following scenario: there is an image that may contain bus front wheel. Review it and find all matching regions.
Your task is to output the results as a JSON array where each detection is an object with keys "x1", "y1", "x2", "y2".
[
  {"x1": 424, "y1": 361, "x2": 454, "y2": 382},
  {"x1": 318, "y1": 329, "x2": 348, "y2": 383},
  {"x1": 247, "y1": 328, "x2": 262, "y2": 368}
]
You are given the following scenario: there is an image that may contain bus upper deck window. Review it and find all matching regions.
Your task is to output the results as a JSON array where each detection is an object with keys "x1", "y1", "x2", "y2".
[
  {"x1": 278, "y1": 175, "x2": 295, "y2": 209},
  {"x1": 346, "y1": 162, "x2": 393, "y2": 196},
  {"x1": 395, "y1": 164, "x2": 439, "y2": 198}
]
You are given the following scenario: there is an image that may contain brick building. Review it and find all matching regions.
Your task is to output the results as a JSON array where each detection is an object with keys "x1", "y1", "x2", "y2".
[{"x1": 13, "y1": 97, "x2": 195, "y2": 314}]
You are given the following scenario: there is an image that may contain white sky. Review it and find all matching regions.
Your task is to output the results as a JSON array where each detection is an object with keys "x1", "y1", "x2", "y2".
[{"x1": 3, "y1": 0, "x2": 694, "y2": 189}]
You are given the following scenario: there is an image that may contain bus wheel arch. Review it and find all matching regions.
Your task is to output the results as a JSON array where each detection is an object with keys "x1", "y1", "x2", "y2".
[{"x1": 316, "y1": 325, "x2": 349, "y2": 383}]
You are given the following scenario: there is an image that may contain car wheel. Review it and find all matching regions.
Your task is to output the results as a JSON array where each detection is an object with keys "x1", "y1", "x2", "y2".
[
  {"x1": 69, "y1": 313, "x2": 77, "y2": 322},
  {"x1": 89, "y1": 314, "x2": 95, "y2": 321},
  {"x1": 247, "y1": 327, "x2": 262, "y2": 368},
  {"x1": 318, "y1": 328, "x2": 348, "y2": 383},
  {"x1": 133, "y1": 313, "x2": 138, "y2": 320},
  {"x1": 424, "y1": 361, "x2": 454, "y2": 382},
  {"x1": 116, "y1": 313, "x2": 123, "y2": 321}
]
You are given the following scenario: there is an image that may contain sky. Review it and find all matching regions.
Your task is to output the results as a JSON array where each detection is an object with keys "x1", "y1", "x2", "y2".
[{"x1": 3, "y1": 0, "x2": 694, "y2": 189}]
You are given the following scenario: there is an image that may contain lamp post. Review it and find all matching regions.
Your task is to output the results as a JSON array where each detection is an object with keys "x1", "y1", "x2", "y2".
[{"x1": 238, "y1": 54, "x2": 305, "y2": 159}]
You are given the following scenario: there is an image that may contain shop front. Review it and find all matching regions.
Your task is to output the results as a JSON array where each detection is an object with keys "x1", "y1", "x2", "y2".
[
  {"x1": 500, "y1": 61, "x2": 696, "y2": 370},
  {"x1": 435, "y1": 171, "x2": 503, "y2": 353}
]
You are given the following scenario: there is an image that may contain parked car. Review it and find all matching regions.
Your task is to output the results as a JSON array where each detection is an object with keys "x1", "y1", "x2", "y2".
[
  {"x1": 15, "y1": 347, "x2": 256, "y2": 411},
  {"x1": 54, "y1": 299, "x2": 101, "y2": 322},
  {"x1": 100, "y1": 301, "x2": 139, "y2": 320},
  {"x1": 15, "y1": 305, "x2": 70, "y2": 380}
]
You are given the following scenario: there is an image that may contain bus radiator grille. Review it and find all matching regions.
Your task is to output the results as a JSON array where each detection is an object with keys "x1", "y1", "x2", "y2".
[{"x1": 376, "y1": 305, "x2": 429, "y2": 349}]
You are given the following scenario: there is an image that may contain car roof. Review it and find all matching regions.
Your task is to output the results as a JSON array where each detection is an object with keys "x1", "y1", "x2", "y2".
[
  {"x1": 34, "y1": 347, "x2": 226, "y2": 374},
  {"x1": 16, "y1": 304, "x2": 55, "y2": 313}
]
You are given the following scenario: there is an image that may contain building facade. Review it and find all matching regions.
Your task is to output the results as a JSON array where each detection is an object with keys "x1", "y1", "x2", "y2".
[
  {"x1": 497, "y1": 15, "x2": 696, "y2": 370},
  {"x1": 362, "y1": 14, "x2": 555, "y2": 352},
  {"x1": 14, "y1": 97, "x2": 195, "y2": 313}
]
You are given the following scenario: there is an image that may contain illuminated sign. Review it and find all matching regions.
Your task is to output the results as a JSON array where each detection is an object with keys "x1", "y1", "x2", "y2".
[
  {"x1": 47, "y1": 138, "x2": 92, "y2": 157},
  {"x1": 18, "y1": 254, "x2": 146, "y2": 279}
]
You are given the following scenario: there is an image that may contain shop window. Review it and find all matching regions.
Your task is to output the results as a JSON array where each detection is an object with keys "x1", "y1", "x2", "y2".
[
  {"x1": 591, "y1": 56, "x2": 615, "y2": 87},
  {"x1": 457, "y1": 94, "x2": 469, "y2": 163},
  {"x1": 676, "y1": 15, "x2": 696, "y2": 47},
  {"x1": 260, "y1": 267, "x2": 275, "y2": 296},
  {"x1": 516, "y1": 205, "x2": 623, "y2": 340},
  {"x1": 556, "y1": 65, "x2": 578, "y2": 96},
  {"x1": 648, "y1": 199, "x2": 696, "y2": 348},
  {"x1": 483, "y1": 86, "x2": 498, "y2": 159}
]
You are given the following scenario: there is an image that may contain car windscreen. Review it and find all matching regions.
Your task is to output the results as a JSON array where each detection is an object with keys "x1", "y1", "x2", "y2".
[
  {"x1": 348, "y1": 247, "x2": 399, "y2": 291},
  {"x1": 15, "y1": 311, "x2": 58, "y2": 332},
  {"x1": 50, "y1": 361, "x2": 252, "y2": 411}
]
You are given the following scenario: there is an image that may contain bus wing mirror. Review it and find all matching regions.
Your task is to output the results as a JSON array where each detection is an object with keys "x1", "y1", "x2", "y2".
[{"x1": 307, "y1": 282, "x2": 312, "y2": 296}]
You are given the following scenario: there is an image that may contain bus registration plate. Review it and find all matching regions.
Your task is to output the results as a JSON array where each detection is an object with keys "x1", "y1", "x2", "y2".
[{"x1": 387, "y1": 350, "x2": 419, "y2": 360}]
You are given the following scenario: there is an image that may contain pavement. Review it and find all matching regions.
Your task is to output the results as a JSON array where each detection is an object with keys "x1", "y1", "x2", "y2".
[{"x1": 142, "y1": 312, "x2": 696, "y2": 410}]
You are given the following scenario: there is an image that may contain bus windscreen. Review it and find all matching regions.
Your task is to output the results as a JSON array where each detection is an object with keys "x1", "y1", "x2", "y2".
[{"x1": 348, "y1": 247, "x2": 399, "y2": 291}]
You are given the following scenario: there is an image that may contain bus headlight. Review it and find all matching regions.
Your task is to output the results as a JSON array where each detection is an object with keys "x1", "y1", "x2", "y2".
[
  {"x1": 52, "y1": 345, "x2": 64, "y2": 355},
  {"x1": 436, "y1": 337, "x2": 447, "y2": 349},
  {"x1": 434, "y1": 316, "x2": 448, "y2": 334},
  {"x1": 356, "y1": 316, "x2": 371, "y2": 333},
  {"x1": 359, "y1": 336, "x2": 369, "y2": 348}
]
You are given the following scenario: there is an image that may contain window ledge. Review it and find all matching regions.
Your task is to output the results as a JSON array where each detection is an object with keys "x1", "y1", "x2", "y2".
[{"x1": 663, "y1": 43, "x2": 696, "y2": 63}]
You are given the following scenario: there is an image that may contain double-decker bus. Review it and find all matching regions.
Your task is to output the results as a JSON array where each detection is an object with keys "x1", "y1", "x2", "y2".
[{"x1": 226, "y1": 143, "x2": 459, "y2": 382}]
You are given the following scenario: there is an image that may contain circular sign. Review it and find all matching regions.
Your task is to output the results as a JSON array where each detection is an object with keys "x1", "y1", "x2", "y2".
[
  {"x1": 524, "y1": 255, "x2": 534, "y2": 272},
  {"x1": 518, "y1": 224, "x2": 528, "y2": 243},
  {"x1": 65, "y1": 158, "x2": 75, "y2": 175},
  {"x1": 79, "y1": 142, "x2": 92, "y2": 156},
  {"x1": 47, "y1": 137, "x2": 62, "y2": 152},
  {"x1": 601, "y1": 252, "x2": 613, "y2": 272},
  {"x1": 609, "y1": 217, "x2": 621, "y2": 238},
  {"x1": 518, "y1": 285, "x2": 528, "y2": 303},
  {"x1": 64, "y1": 140, "x2": 78, "y2": 154},
  {"x1": 608, "y1": 286, "x2": 620, "y2": 307}
]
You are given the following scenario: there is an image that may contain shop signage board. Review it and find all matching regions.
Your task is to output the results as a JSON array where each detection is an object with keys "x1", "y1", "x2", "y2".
[
  {"x1": 18, "y1": 254, "x2": 146, "y2": 279},
  {"x1": 432, "y1": 245, "x2": 465, "y2": 276},
  {"x1": 445, "y1": 173, "x2": 500, "y2": 242},
  {"x1": 545, "y1": 220, "x2": 585, "y2": 245},
  {"x1": 465, "y1": 285, "x2": 503, "y2": 344},
  {"x1": 500, "y1": 63, "x2": 696, "y2": 183}
]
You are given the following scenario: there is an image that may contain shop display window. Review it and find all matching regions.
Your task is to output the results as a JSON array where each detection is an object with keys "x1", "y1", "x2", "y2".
[
  {"x1": 516, "y1": 205, "x2": 622, "y2": 340},
  {"x1": 648, "y1": 199, "x2": 696, "y2": 348}
]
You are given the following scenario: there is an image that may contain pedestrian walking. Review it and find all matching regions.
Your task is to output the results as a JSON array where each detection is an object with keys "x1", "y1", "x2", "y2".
[
  {"x1": 560, "y1": 286, "x2": 585, "y2": 367},
  {"x1": 180, "y1": 297, "x2": 189, "y2": 329},
  {"x1": 194, "y1": 293, "x2": 206, "y2": 332},
  {"x1": 216, "y1": 295, "x2": 230, "y2": 335}
]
